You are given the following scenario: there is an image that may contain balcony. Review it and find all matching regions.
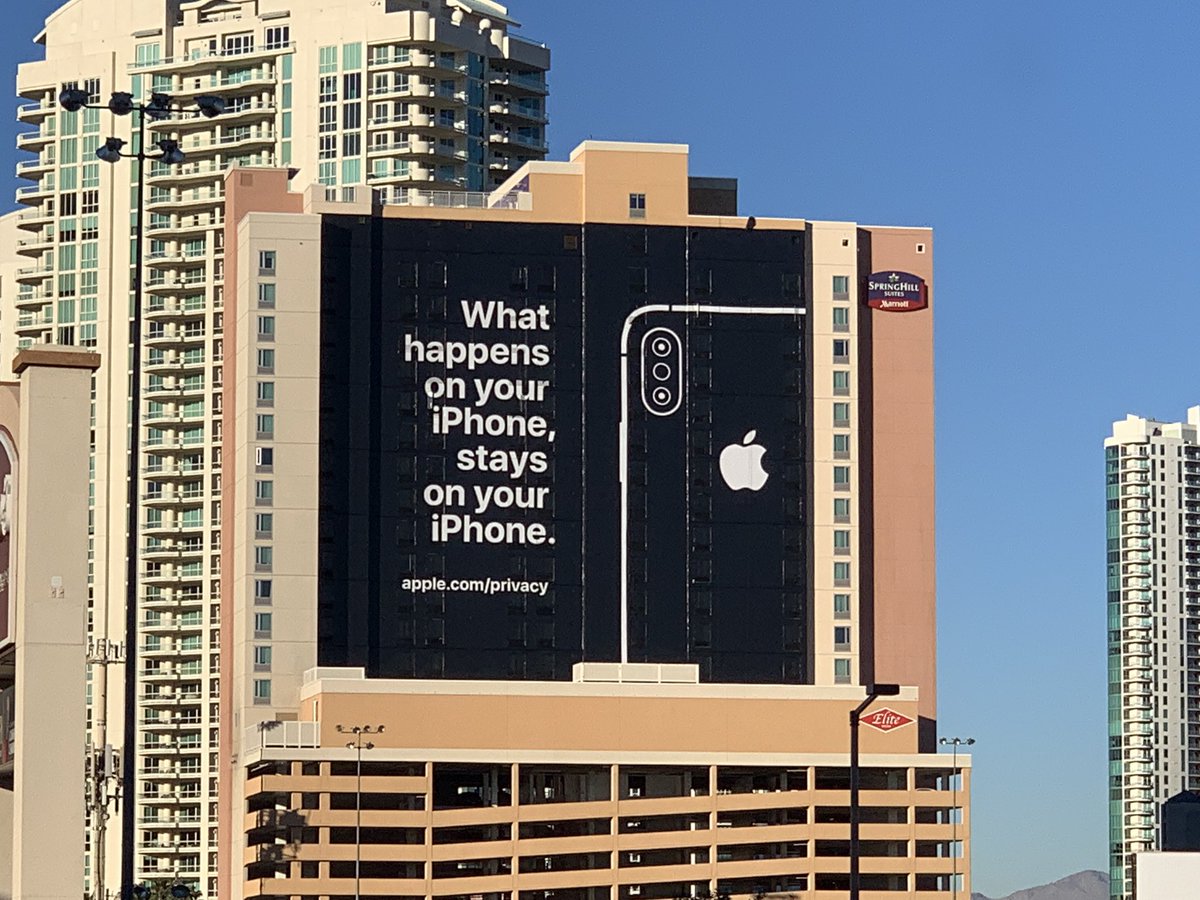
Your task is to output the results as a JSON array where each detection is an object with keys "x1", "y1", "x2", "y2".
[
  {"x1": 15, "y1": 182, "x2": 55, "y2": 205},
  {"x1": 14, "y1": 313, "x2": 53, "y2": 335},
  {"x1": 145, "y1": 326, "x2": 207, "y2": 349},
  {"x1": 489, "y1": 101, "x2": 548, "y2": 125},
  {"x1": 141, "y1": 487, "x2": 206, "y2": 509},
  {"x1": 147, "y1": 297, "x2": 208, "y2": 319},
  {"x1": 488, "y1": 131, "x2": 547, "y2": 153},
  {"x1": 173, "y1": 68, "x2": 277, "y2": 97},
  {"x1": 147, "y1": 188, "x2": 222, "y2": 212},
  {"x1": 16, "y1": 156, "x2": 54, "y2": 179},
  {"x1": 146, "y1": 214, "x2": 224, "y2": 238},
  {"x1": 16, "y1": 129, "x2": 55, "y2": 151},
  {"x1": 15, "y1": 263, "x2": 55, "y2": 283},
  {"x1": 368, "y1": 81, "x2": 436, "y2": 101},
  {"x1": 16, "y1": 99, "x2": 56, "y2": 122},
  {"x1": 489, "y1": 70, "x2": 548, "y2": 95},
  {"x1": 16, "y1": 232, "x2": 55, "y2": 256},
  {"x1": 370, "y1": 50, "x2": 467, "y2": 77},
  {"x1": 16, "y1": 207, "x2": 55, "y2": 230},
  {"x1": 126, "y1": 41, "x2": 294, "y2": 73}
]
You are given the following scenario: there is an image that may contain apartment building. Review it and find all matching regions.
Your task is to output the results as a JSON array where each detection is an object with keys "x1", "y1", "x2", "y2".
[
  {"x1": 8, "y1": 0, "x2": 548, "y2": 894},
  {"x1": 1104, "y1": 412, "x2": 1200, "y2": 900},
  {"x1": 235, "y1": 664, "x2": 969, "y2": 900}
]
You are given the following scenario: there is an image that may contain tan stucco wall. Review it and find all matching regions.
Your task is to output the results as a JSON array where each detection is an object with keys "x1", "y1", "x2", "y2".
[{"x1": 859, "y1": 227, "x2": 937, "y2": 736}]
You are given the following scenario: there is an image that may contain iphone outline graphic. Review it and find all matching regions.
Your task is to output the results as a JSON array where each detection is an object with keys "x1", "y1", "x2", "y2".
[{"x1": 618, "y1": 303, "x2": 806, "y2": 665}]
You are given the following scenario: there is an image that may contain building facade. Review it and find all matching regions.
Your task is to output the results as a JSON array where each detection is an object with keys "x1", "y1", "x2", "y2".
[
  {"x1": 1105, "y1": 412, "x2": 1200, "y2": 900},
  {"x1": 8, "y1": 0, "x2": 548, "y2": 894},
  {"x1": 236, "y1": 665, "x2": 969, "y2": 900},
  {"x1": 214, "y1": 142, "x2": 942, "y2": 896}
]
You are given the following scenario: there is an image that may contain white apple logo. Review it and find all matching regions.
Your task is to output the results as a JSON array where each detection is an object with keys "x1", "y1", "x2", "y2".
[{"x1": 719, "y1": 430, "x2": 769, "y2": 492}]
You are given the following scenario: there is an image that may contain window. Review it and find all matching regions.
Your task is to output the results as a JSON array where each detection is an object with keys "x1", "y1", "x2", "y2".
[
  {"x1": 255, "y1": 480, "x2": 274, "y2": 505},
  {"x1": 834, "y1": 498, "x2": 851, "y2": 522},
  {"x1": 833, "y1": 339, "x2": 850, "y2": 362},
  {"x1": 256, "y1": 382, "x2": 275, "y2": 407},
  {"x1": 254, "y1": 580, "x2": 272, "y2": 605},
  {"x1": 265, "y1": 26, "x2": 290, "y2": 50},
  {"x1": 833, "y1": 275, "x2": 850, "y2": 300},
  {"x1": 832, "y1": 307, "x2": 850, "y2": 331},
  {"x1": 257, "y1": 316, "x2": 275, "y2": 339},
  {"x1": 254, "y1": 646, "x2": 272, "y2": 671},
  {"x1": 257, "y1": 349, "x2": 275, "y2": 373},
  {"x1": 256, "y1": 447, "x2": 274, "y2": 469},
  {"x1": 254, "y1": 612, "x2": 273, "y2": 636},
  {"x1": 833, "y1": 403, "x2": 850, "y2": 427},
  {"x1": 629, "y1": 193, "x2": 646, "y2": 219},
  {"x1": 224, "y1": 33, "x2": 254, "y2": 56},
  {"x1": 343, "y1": 42, "x2": 363, "y2": 71},
  {"x1": 256, "y1": 414, "x2": 274, "y2": 438},
  {"x1": 255, "y1": 546, "x2": 273, "y2": 570},
  {"x1": 258, "y1": 250, "x2": 276, "y2": 274},
  {"x1": 253, "y1": 679, "x2": 271, "y2": 704},
  {"x1": 256, "y1": 513, "x2": 273, "y2": 536},
  {"x1": 833, "y1": 530, "x2": 851, "y2": 550},
  {"x1": 834, "y1": 626, "x2": 852, "y2": 650},
  {"x1": 834, "y1": 562, "x2": 851, "y2": 586},
  {"x1": 833, "y1": 466, "x2": 850, "y2": 487},
  {"x1": 833, "y1": 434, "x2": 850, "y2": 458},
  {"x1": 834, "y1": 659, "x2": 851, "y2": 684},
  {"x1": 833, "y1": 371, "x2": 850, "y2": 395},
  {"x1": 834, "y1": 594, "x2": 851, "y2": 619},
  {"x1": 318, "y1": 46, "x2": 337, "y2": 74}
]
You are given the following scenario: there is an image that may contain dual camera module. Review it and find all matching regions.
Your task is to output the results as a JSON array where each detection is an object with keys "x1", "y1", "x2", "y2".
[{"x1": 641, "y1": 328, "x2": 682, "y2": 416}]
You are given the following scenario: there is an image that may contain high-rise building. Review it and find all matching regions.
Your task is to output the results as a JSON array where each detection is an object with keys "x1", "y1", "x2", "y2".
[
  {"x1": 1104, "y1": 412, "x2": 1200, "y2": 900},
  {"x1": 6, "y1": 0, "x2": 548, "y2": 894},
  {"x1": 209, "y1": 142, "x2": 947, "y2": 899}
]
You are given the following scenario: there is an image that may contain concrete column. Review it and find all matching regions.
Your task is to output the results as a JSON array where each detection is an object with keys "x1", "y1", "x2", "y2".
[{"x1": 9, "y1": 347, "x2": 100, "y2": 900}]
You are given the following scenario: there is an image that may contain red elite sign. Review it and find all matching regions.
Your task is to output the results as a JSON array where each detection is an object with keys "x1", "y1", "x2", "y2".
[{"x1": 861, "y1": 708, "x2": 913, "y2": 733}]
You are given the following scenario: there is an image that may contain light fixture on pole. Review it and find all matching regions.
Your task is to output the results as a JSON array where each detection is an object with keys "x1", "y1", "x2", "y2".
[
  {"x1": 59, "y1": 84, "x2": 224, "y2": 900},
  {"x1": 939, "y1": 737, "x2": 975, "y2": 900},
  {"x1": 849, "y1": 682, "x2": 901, "y2": 900},
  {"x1": 337, "y1": 724, "x2": 385, "y2": 899}
]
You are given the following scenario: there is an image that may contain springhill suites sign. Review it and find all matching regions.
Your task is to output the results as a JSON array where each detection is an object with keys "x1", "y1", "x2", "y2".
[{"x1": 866, "y1": 271, "x2": 928, "y2": 312}]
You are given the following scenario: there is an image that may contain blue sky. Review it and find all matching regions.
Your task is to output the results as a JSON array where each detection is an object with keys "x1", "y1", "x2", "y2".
[{"x1": 8, "y1": 1, "x2": 1200, "y2": 895}]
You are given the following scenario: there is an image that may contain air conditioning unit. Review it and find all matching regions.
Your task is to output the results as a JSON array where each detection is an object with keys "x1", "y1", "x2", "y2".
[
  {"x1": 628, "y1": 853, "x2": 642, "y2": 864},
  {"x1": 629, "y1": 887, "x2": 642, "y2": 896}
]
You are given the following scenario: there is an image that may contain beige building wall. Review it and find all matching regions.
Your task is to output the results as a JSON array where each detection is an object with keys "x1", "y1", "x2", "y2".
[
  {"x1": 807, "y1": 222, "x2": 862, "y2": 689},
  {"x1": 858, "y1": 227, "x2": 936, "y2": 736},
  {"x1": 3, "y1": 347, "x2": 99, "y2": 900},
  {"x1": 236, "y1": 668, "x2": 969, "y2": 900}
]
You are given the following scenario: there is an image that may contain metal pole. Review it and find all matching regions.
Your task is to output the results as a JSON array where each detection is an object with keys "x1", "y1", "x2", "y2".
[
  {"x1": 849, "y1": 704, "x2": 862, "y2": 900},
  {"x1": 951, "y1": 742, "x2": 958, "y2": 900},
  {"x1": 355, "y1": 735, "x2": 362, "y2": 900},
  {"x1": 120, "y1": 105, "x2": 147, "y2": 900}
]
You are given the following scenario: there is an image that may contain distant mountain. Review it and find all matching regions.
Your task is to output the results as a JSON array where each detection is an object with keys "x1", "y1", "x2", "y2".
[{"x1": 973, "y1": 870, "x2": 1109, "y2": 900}]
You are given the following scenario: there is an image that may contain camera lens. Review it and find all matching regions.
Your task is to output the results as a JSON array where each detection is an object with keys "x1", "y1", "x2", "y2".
[
  {"x1": 652, "y1": 387, "x2": 671, "y2": 405},
  {"x1": 652, "y1": 362, "x2": 671, "y2": 381},
  {"x1": 651, "y1": 337, "x2": 672, "y2": 358}
]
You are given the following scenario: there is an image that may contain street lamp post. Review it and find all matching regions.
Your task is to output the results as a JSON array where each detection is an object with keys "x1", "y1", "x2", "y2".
[
  {"x1": 337, "y1": 724, "x2": 385, "y2": 899},
  {"x1": 939, "y1": 736, "x2": 975, "y2": 900},
  {"x1": 58, "y1": 85, "x2": 225, "y2": 900},
  {"x1": 849, "y1": 682, "x2": 900, "y2": 900}
]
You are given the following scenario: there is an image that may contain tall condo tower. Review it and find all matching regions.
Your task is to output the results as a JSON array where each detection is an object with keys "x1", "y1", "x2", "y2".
[
  {"x1": 5, "y1": 1, "x2": 548, "y2": 894},
  {"x1": 1105, "y1": 411, "x2": 1200, "y2": 900}
]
